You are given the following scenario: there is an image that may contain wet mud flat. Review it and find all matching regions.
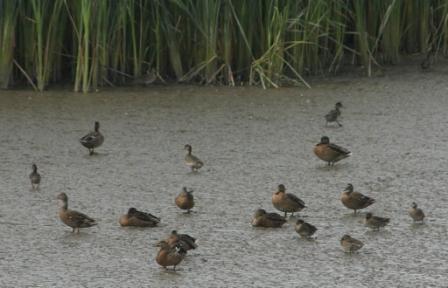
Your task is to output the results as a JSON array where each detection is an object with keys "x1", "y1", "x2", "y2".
[{"x1": 1, "y1": 63, "x2": 448, "y2": 287}]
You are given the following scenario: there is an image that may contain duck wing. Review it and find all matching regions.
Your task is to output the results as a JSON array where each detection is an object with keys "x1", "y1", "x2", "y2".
[
  {"x1": 67, "y1": 209, "x2": 97, "y2": 227},
  {"x1": 133, "y1": 210, "x2": 161, "y2": 223},
  {"x1": 286, "y1": 193, "x2": 306, "y2": 208},
  {"x1": 178, "y1": 234, "x2": 198, "y2": 250},
  {"x1": 328, "y1": 143, "x2": 350, "y2": 155},
  {"x1": 265, "y1": 212, "x2": 286, "y2": 222},
  {"x1": 351, "y1": 192, "x2": 375, "y2": 208}
]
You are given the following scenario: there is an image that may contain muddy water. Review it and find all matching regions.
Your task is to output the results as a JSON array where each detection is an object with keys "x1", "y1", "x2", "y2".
[{"x1": 1, "y1": 67, "x2": 448, "y2": 287}]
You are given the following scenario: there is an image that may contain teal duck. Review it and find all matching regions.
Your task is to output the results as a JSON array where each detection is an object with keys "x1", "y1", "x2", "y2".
[
  {"x1": 409, "y1": 202, "x2": 425, "y2": 223},
  {"x1": 166, "y1": 230, "x2": 198, "y2": 251},
  {"x1": 29, "y1": 164, "x2": 41, "y2": 190},
  {"x1": 272, "y1": 184, "x2": 306, "y2": 217},
  {"x1": 80, "y1": 121, "x2": 104, "y2": 155},
  {"x1": 314, "y1": 136, "x2": 351, "y2": 166},
  {"x1": 155, "y1": 240, "x2": 187, "y2": 271},
  {"x1": 340, "y1": 184, "x2": 375, "y2": 214},
  {"x1": 184, "y1": 144, "x2": 203, "y2": 172},
  {"x1": 325, "y1": 102, "x2": 343, "y2": 127},
  {"x1": 295, "y1": 219, "x2": 317, "y2": 239},
  {"x1": 57, "y1": 192, "x2": 97, "y2": 233},
  {"x1": 340, "y1": 234, "x2": 364, "y2": 253},
  {"x1": 175, "y1": 187, "x2": 194, "y2": 213},
  {"x1": 119, "y1": 207, "x2": 160, "y2": 227},
  {"x1": 365, "y1": 213, "x2": 390, "y2": 230},
  {"x1": 251, "y1": 209, "x2": 286, "y2": 228}
]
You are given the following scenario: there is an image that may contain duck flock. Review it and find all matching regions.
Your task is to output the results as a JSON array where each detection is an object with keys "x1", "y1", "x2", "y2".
[{"x1": 28, "y1": 102, "x2": 426, "y2": 271}]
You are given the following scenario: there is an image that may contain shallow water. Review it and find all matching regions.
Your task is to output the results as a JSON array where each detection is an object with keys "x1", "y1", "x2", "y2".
[{"x1": 1, "y1": 66, "x2": 448, "y2": 287}]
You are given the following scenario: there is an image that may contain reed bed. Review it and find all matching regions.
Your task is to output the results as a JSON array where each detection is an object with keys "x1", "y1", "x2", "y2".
[{"x1": 1, "y1": 0, "x2": 448, "y2": 91}]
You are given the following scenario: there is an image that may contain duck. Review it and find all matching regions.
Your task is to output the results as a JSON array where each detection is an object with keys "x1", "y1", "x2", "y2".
[
  {"x1": 272, "y1": 184, "x2": 306, "y2": 217},
  {"x1": 251, "y1": 209, "x2": 286, "y2": 228},
  {"x1": 155, "y1": 240, "x2": 187, "y2": 271},
  {"x1": 340, "y1": 234, "x2": 363, "y2": 253},
  {"x1": 184, "y1": 144, "x2": 203, "y2": 172},
  {"x1": 119, "y1": 207, "x2": 160, "y2": 227},
  {"x1": 325, "y1": 102, "x2": 343, "y2": 127},
  {"x1": 166, "y1": 230, "x2": 198, "y2": 251},
  {"x1": 29, "y1": 164, "x2": 41, "y2": 191},
  {"x1": 56, "y1": 192, "x2": 97, "y2": 233},
  {"x1": 340, "y1": 183, "x2": 375, "y2": 214},
  {"x1": 175, "y1": 187, "x2": 194, "y2": 213},
  {"x1": 80, "y1": 121, "x2": 104, "y2": 155},
  {"x1": 409, "y1": 202, "x2": 425, "y2": 223},
  {"x1": 295, "y1": 219, "x2": 317, "y2": 239},
  {"x1": 314, "y1": 136, "x2": 351, "y2": 166},
  {"x1": 365, "y1": 213, "x2": 390, "y2": 231}
]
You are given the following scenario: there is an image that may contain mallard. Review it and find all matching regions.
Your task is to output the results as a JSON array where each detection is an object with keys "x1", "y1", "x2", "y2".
[
  {"x1": 365, "y1": 213, "x2": 390, "y2": 231},
  {"x1": 272, "y1": 184, "x2": 306, "y2": 217},
  {"x1": 340, "y1": 183, "x2": 375, "y2": 214},
  {"x1": 314, "y1": 136, "x2": 351, "y2": 166},
  {"x1": 295, "y1": 219, "x2": 317, "y2": 239},
  {"x1": 409, "y1": 202, "x2": 425, "y2": 222},
  {"x1": 119, "y1": 207, "x2": 160, "y2": 227},
  {"x1": 80, "y1": 121, "x2": 104, "y2": 155},
  {"x1": 29, "y1": 164, "x2": 41, "y2": 191},
  {"x1": 155, "y1": 240, "x2": 187, "y2": 271},
  {"x1": 325, "y1": 102, "x2": 343, "y2": 127},
  {"x1": 251, "y1": 208, "x2": 286, "y2": 228},
  {"x1": 166, "y1": 230, "x2": 198, "y2": 251},
  {"x1": 56, "y1": 192, "x2": 97, "y2": 233},
  {"x1": 340, "y1": 234, "x2": 363, "y2": 253},
  {"x1": 184, "y1": 144, "x2": 203, "y2": 172},
  {"x1": 175, "y1": 187, "x2": 194, "y2": 213}
]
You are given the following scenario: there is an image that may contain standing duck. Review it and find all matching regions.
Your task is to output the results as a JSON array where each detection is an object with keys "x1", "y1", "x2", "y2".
[
  {"x1": 340, "y1": 184, "x2": 375, "y2": 214},
  {"x1": 80, "y1": 121, "x2": 104, "y2": 155},
  {"x1": 314, "y1": 136, "x2": 351, "y2": 166},
  {"x1": 325, "y1": 102, "x2": 343, "y2": 127},
  {"x1": 272, "y1": 184, "x2": 306, "y2": 217},
  {"x1": 29, "y1": 164, "x2": 41, "y2": 191},
  {"x1": 365, "y1": 213, "x2": 390, "y2": 231},
  {"x1": 340, "y1": 234, "x2": 364, "y2": 253},
  {"x1": 155, "y1": 240, "x2": 187, "y2": 271},
  {"x1": 119, "y1": 208, "x2": 160, "y2": 227},
  {"x1": 184, "y1": 144, "x2": 203, "y2": 172},
  {"x1": 175, "y1": 187, "x2": 194, "y2": 213},
  {"x1": 251, "y1": 209, "x2": 286, "y2": 228},
  {"x1": 408, "y1": 202, "x2": 425, "y2": 223},
  {"x1": 56, "y1": 192, "x2": 97, "y2": 233},
  {"x1": 295, "y1": 219, "x2": 317, "y2": 239},
  {"x1": 166, "y1": 230, "x2": 198, "y2": 251}
]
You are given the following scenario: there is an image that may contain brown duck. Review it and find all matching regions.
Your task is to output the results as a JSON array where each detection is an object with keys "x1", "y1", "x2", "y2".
[
  {"x1": 251, "y1": 209, "x2": 286, "y2": 228},
  {"x1": 175, "y1": 187, "x2": 194, "y2": 213},
  {"x1": 272, "y1": 184, "x2": 306, "y2": 217},
  {"x1": 29, "y1": 164, "x2": 41, "y2": 191},
  {"x1": 340, "y1": 183, "x2": 375, "y2": 214},
  {"x1": 294, "y1": 219, "x2": 317, "y2": 239},
  {"x1": 340, "y1": 234, "x2": 364, "y2": 253},
  {"x1": 57, "y1": 192, "x2": 97, "y2": 233},
  {"x1": 155, "y1": 240, "x2": 187, "y2": 271},
  {"x1": 119, "y1": 207, "x2": 160, "y2": 227},
  {"x1": 184, "y1": 144, "x2": 203, "y2": 172},
  {"x1": 408, "y1": 202, "x2": 425, "y2": 222},
  {"x1": 314, "y1": 136, "x2": 351, "y2": 166},
  {"x1": 166, "y1": 230, "x2": 198, "y2": 251},
  {"x1": 365, "y1": 213, "x2": 390, "y2": 231}
]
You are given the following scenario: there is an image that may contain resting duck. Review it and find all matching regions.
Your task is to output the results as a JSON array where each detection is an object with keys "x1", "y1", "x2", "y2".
[
  {"x1": 340, "y1": 234, "x2": 363, "y2": 253},
  {"x1": 184, "y1": 144, "x2": 203, "y2": 172},
  {"x1": 365, "y1": 213, "x2": 390, "y2": 231},
  {"x1": 175, "y1": 187, "x2": 194, "y2": 213},
  {"x1": 340, "y1": 184, "x2": 375, "y2": 214},
  {"x1": 80, "y1": 121, "x2": 104, "y2": 155},
  {"x1": 314, "y1": 136, "x2": 351, "y2": 166},
  {"x1": 29, "y1": 164, "x2": 41, "y2": 191},
  {"x1": 294, "y1": 219, "x2": 317, "y2": 239},
  {"x1": 155, "y1": 240, "x2": 187, "y2": 271},
  {"x1": 119, "y1": 208, "x2": 160, "y2": 227},
  {"x1": 166, "y1": 230, "x2": 198, "y2": 251},
  {"x1": 408, "y1": 202, "x2": 425, "y2": 223},
  {"x1": 272, "y1": 184, "x2": 306, "y2": 217},
  {"x1": 325, "y1": 102, "x2": 343, "y2": 127},
  {"x1": 251, "y1": 209, "x2": 286, "y2": 228},
  {"x1": 57, "y1": 192, "x2": 97, "y2": 233}
]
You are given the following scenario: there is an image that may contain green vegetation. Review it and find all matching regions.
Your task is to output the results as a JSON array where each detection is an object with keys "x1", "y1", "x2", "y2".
[{"x1": 1, "y1": 0, "x2": 447, "y2": 91}]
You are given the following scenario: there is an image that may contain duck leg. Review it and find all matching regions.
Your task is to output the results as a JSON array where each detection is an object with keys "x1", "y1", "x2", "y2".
[{"x1": 336, "y1": 120, "x2": 342, "y2": 127}]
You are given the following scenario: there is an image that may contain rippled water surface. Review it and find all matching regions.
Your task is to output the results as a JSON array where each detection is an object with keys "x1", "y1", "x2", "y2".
[{"x1": 1, "y1": 67, "x2": 448, "y2": 287}]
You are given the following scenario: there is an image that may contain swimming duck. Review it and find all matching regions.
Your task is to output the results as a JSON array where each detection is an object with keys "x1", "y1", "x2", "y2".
[
  {"x1": 251, "y1": 209, "x2": 286, "y2": 228},
  {"x1": 365, "y1": 213, "x2": 390, "y2": 231},
  {"x1": 314, "y1": 136, "x2": 351, "y2": 166},
  {"x1": 325, "y1": 102, "x2": 343, "y2": 127},
  {"x1": 175, "y1": 187, "x2": 194, "y2": 213},
  {"x1": 29, "y1": 164, "x2": 41, "y2": 190},
  {"x1": 295, "y1": 219, "x2": 317, "y2": 239},
  {"x1": 340, "y1": 234, "x2": 363, "y2": 253},
  {"x1": 409, "y1": 202, "x2": 425, "y2": 223},
  {"x1": 56, "y1": 192, "x2": 97, "y2": 233},
  {"x1": 272, "y1": 184, "x2": 306, "y2": 217},
  {"x1": 119, "y1": 207, "x2": 160, "y2": 227},
  {"x1": 184, "y1": 144, "x2": 203, "y2": 172},
  {"x1": 155, "y1": 240, "x2": 187, "y2": 271},
  {"x1": 340, "y1": 184, "x2": 375, "y2": 214},
  {"x1": 166, "y1": 230, "x2": 198, "y2": 251},
  {"x1": 80, "y1": 121, "x2": 104, "y2": 155}
]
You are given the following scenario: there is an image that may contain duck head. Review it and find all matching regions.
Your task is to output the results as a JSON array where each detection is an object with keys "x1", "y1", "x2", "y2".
[
  {"x1": 184, "y1": 144, "x2": 192, "y2": 154},
  {"x1": 94, "y1": 121, "x2": 100, "y2": 132},
  {"x1": 320, "y1": 136, "x2": 330, "y2": 144},
  {"x1": 344, "y1": 183, "x2": 354, "y2": 193}
]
